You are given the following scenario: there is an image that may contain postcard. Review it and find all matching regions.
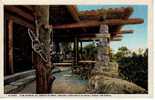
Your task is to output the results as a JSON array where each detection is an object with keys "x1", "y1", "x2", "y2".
[{"x1": 0, "y1": 0, "x2": 153, "y2": 98}]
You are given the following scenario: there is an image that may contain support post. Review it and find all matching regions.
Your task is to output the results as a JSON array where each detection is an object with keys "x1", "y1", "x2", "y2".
[
  {"x1": 91, "y1": 24, "x2": 110, "y2": 75},
  {"x1": 8, "y1": 18, "x2": 14, "y2": 74},
  {"x1": 80, "y1": 41, "x2": 82, "y2": 59},
  {"x1": 32, "y1": 6, "x2": 54, "y2": 93},
  {"x1": 74, "y1": 36, "x2": 79, "y2": 65}
]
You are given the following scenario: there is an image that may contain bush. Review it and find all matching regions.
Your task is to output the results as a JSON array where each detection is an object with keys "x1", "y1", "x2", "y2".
[{"x1": 116, "y1": 49, "x2": 148, "y2": 90}]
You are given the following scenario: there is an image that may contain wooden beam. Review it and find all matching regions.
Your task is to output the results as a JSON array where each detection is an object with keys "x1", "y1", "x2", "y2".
[
  {"x1": 5, "y1": 6, "x2": 34, "y2": 22},
  {"x1": 114, "y1": 35, "x2": 123, "y2": 38},
  {"x1": 5, "y1": 12, "x2": 34, "y2": 29},
  {"x1": 66, "y1": 5, "x2": 86, "y2": 32},
  {"x1": 66, "y1": 6, "x2": 80, "y2": 22},
  {"x1": 79, "y1": 7, "x2": 133, "y2": 17},
  {"x1": 111, "y1": 30, "x2": 133, "y2": 36},
  {"x1": 121, "y1": 30, "x2": 134, "y2": 34},
  {"x1": 74, "y1": 36, "x2": 79, "y2": 65},
  {"x1": 52, "y1": 18, "x2": 144, "y2": 29},
  {"x1": 8, "y1": 18, "x2": 14, "y2": 74},
  {"x1": 111, "y1": 38, "x2": 122, "y2": 41},
  {"x1": 22, "y1": 5, "x2": 34, "y2": 12},
  {"x1": 80, "y1": 41, "x2": 83, "y2": 56}
]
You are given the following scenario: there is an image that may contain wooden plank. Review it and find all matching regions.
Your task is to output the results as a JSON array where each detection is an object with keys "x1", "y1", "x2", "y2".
[
  {"x1": 52, "y1": 18, "x2": 144, "y2": 29},
  {"x1": 8, "y1": 18, "x2": 14, "y2": 74},
  {"x1": 79, "y1": 60, "x2": 96, "y2": 64},
  {"x1": 53, "y1": 63, "x2": 72, "y2": 66}
]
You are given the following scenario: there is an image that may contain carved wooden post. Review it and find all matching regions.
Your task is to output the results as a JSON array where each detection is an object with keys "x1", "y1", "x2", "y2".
[
  {"x1": 32, "y1": 6, "x2": 54, "y2": 93},
  {"x1": 91, "y1": 24, "x2": 110, "y2": 75}
]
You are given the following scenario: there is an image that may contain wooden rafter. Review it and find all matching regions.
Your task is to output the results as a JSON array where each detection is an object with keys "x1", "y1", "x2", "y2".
[
  {"x1": 79, "y1": 7, "x2": 133, "y2": 20},
  {"x1": 111, "y1": 38, "x2": 122, "y2": 41},
  {"x1": 120, "y1": 30, "x2": 133, "y2": 34},
  {"x1": 52, "y1": 18, "x2": 144, "y2": 29},
  {"x1": 5, "y1": 6, "x2": 34, "y2": 22},
  {"x1": 66, "y1": 5, "x2": 80, "y2": 22},
  {"x1": 66, "y1": 5, "x2": 86, "y2": 32}
]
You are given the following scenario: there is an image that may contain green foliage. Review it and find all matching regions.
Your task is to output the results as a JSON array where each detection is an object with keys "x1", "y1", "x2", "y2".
[
  {"x1": 114, "y1": 46, "x2": 131, "y2": 61},
  {"x1": 115, "y1": 47, "x2": 148, "y2": 90},
  {"x1": 81, "y1": 44, "x2": 97, "y2": 60}
]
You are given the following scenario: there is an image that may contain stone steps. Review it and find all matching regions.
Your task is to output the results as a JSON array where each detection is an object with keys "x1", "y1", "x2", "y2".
[
  {"x1": 5, "y1": 75, "x2": 35, "y2": 94},
  {"x1": 5, "y1": 70, "x2": 35, "y2": 84},
  {"x1": 4, "y1": 68, "x2": 62, "y2": 94},
  {"x1": 4, "y1": 70, "x2": 36, "y2": 94}
]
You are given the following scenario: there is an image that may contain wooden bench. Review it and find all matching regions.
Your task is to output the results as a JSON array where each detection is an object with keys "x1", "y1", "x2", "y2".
[
  {"x1": 53, "y1": 62, "x2": 73, "y2": 67},
  {"x1": 79, "y1": 60, "x2": 96, "y2": 64}
]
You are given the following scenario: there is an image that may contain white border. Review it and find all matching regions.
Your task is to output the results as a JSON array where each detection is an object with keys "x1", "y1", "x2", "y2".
[{"x1": 0, "y1": 0, "x2": 153, "y2": 98}]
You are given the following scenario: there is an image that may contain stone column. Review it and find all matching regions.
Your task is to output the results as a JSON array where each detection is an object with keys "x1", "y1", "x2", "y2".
[{"x1": 91, "y1": 24, "x2": 110, "y2": 75}]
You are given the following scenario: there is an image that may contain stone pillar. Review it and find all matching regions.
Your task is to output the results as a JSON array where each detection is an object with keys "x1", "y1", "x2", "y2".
[{"x1": 91, "y1": 24, "x2": 110, "y2": 75}]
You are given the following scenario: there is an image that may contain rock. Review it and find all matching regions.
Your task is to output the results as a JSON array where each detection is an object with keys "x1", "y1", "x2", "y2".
[{"x1": 87, "y1": 75, "x2": 147, "y2": 94}]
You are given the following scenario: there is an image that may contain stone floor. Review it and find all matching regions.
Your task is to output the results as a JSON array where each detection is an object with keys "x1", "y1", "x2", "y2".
[{"x1": 17, "y1": 67, "x2": 88, "y2": 94}]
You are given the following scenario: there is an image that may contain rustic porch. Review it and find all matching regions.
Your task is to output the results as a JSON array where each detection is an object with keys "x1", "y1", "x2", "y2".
[{"x1": 4, "y1": 5, "x2": 145, "y2": 94}]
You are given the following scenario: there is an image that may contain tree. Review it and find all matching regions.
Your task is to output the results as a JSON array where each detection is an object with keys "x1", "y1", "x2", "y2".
[
  {"x1": 116, "y1": 47, "x2": 148, "y2": 90},
  {"x1": 114, "y1": 46, "x2": 131, "y2": 61}
]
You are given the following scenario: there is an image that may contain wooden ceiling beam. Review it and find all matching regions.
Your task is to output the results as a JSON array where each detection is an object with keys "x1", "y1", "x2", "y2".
[
  {"x1": 5, "y1": 12, "x2": 34, "y2": 29},
  {"x1": 111, "y1": 38, "x2": 122, "y2": 41},
  {"x1": 66, "y1": 5, "x2": 80, "y2": 22},
  {"x1": 79, "y1": 7, "x2": 133, "y2": 16},
  {"x1": 66, "y1": 5, "x2": 86, "y2": 32},
  {"x1": 115, "y1": 34, "x2": 123, "y2": 37},
  {"x1": 4, "y1": 6, "x2": 34, "y2": 22},
  {"x1": 121, "y1": 30, "x2": 134, "y2": 34},
  {"x1": 52, "y1": 18, "x2": 144, "y2": 29},
  {"x1": 112, "y1": 30, "x2": 133, "y2": 36}
]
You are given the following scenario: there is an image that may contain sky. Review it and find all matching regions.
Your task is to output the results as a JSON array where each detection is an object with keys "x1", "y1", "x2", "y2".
[{"x1": 77, "y1": 5, "x2": 148, "y2": 52}]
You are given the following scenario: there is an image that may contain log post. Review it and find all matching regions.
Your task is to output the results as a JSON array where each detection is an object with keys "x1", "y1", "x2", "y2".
[
  {"x1": 32, "y1": 6, "x2": 54, "y2": 94},
  {"x1": 80, "y1": 41, "x2": 82, "y2": 58},
  {"x1": 74, "y1": 36, "x2": 79, "y2": 65},
  {"x1": 8, "y1": 18, "x2": 14, "y2": 74}
]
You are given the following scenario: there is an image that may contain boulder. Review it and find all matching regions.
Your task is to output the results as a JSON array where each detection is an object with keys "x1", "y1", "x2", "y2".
[{"x1": 87, "y1": 75, "x2": 147, "y2": 94}]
